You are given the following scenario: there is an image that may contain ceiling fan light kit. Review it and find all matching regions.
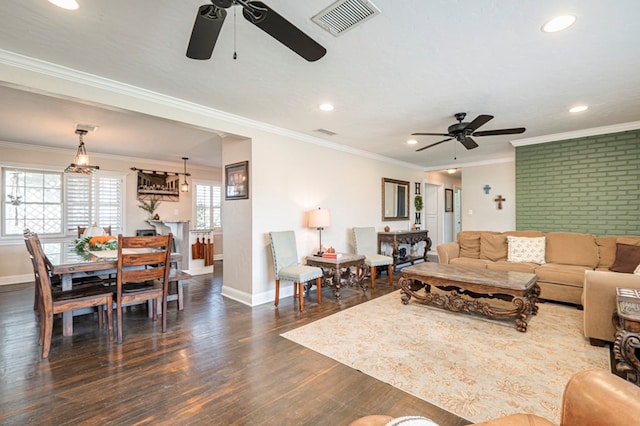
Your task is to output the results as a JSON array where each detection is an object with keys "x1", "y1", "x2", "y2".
[
  {"x1": 412, "y1": 112, "x2": 526, "y2": 152},
  {"x1": 187, "y1": 1, "x2": 326, "y2": 62}
]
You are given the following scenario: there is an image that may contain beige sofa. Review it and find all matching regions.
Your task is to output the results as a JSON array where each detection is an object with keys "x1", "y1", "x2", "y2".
[{"x1": 437, "y1": 231, "x2": 640, "y2": 344}]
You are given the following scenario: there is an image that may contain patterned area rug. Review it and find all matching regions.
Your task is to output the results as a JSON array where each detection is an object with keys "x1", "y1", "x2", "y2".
[{"x1": 281, "y1": 291, "x2": 610, "y2": 424}]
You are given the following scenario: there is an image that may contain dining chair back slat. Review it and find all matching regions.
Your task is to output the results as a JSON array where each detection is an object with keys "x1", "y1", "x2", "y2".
[{"x1": 115, "y1": 233, "x2": 173, "y2": 344}]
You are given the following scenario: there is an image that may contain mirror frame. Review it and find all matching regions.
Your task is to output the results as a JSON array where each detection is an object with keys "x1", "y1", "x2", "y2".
[{"x1": 381, "y1": 177, "x2": 410, "y2": 221}]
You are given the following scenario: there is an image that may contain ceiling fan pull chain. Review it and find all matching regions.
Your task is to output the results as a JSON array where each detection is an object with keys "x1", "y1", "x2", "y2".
[{"x1": 233, "y1": 6, "x2": 238, "y2": 60}]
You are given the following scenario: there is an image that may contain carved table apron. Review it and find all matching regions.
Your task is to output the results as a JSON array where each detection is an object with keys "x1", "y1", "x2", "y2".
[
  {"x1": 613, "y1": 288, "x2": 640, "y2": 386},
  {"x1": 399, "y1": 263, "x2": 540, "y2": 332},
  {"x1": 306, "y1": 254, "x2": 367, "y2": 299}
]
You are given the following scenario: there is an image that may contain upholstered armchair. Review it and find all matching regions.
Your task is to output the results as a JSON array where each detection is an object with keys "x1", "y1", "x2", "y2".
[
  {"x1": 353, "y1": 227, "x2": 393, "y2": 288},
  {"x1": 269, "y1": 231, "x2": 323, "y2": 311}
]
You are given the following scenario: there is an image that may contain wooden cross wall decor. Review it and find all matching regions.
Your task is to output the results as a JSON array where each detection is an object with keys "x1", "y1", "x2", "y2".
[{"x1": 494, "y1": 195, "x2": 506, "y2": 210}]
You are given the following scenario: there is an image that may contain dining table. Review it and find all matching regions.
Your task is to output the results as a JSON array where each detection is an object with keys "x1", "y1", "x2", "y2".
[{"x1": 42, "y1": 242, "x2": 182, "y2": 336}]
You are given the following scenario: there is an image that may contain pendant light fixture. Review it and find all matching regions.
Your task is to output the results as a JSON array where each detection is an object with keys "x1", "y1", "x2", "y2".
[
  {"x1": 180, "y1": 157, "x2": 190, "y2": 192},
  {"x1": 65, "y1": 127, "x2": 99, "y2": 174}
]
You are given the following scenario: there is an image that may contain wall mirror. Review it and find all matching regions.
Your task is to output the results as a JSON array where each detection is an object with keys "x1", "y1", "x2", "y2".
[{"x1": 382, "y1": 178, "x2": 410, "y2": 221}]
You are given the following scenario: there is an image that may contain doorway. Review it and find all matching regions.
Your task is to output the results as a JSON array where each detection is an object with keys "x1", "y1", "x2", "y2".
[
  {"x1": 453, "y1": 186, "x2": 462, "y2": 239},
  {"x1": 425, "y1": 182, "x2": 442, "y2": 253}
]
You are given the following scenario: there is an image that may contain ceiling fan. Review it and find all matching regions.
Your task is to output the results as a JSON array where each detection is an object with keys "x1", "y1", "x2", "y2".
[
  {"x1": 412, "y1": 112, "x2": 526, "y2": 152},
  {"x1": 186, "y1": 0, "x2": 326, "y2": 62}
]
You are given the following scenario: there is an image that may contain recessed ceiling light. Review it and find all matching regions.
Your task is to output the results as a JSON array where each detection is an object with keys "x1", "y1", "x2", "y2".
[
  {"x1": 541, "y1": 15, "x2": 576, "y2": 33},
  {"x1": 48, "y1": 0, "x2": 79, "y2": 10},
  {"x1": 319, "y1": 103, "x2": 334, "y2": 111},
  {"x1": 407, "y1": 139, "x2": 418, "y2": 145},
  {"x1": 569, "y1": 105, "x2": 588, "y2": 113}
]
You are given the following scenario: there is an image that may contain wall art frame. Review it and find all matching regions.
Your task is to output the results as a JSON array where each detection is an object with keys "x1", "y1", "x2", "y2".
[
  {"x1": 445, "y1": 188, "x2": 453, "y2": 212},
  {"x1": 225, "y1": 161, "x2": 249, "y2": 200}
]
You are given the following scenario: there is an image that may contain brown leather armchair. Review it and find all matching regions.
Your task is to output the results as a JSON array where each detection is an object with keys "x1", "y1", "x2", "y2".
[{"x1": 350, "y1": 369, "x2": 640, "y2": 426}]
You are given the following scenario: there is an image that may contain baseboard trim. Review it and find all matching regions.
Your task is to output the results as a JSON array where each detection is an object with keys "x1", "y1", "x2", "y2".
[{"x1": 0, "y1": 273, "x2": 32, "y2": 286}]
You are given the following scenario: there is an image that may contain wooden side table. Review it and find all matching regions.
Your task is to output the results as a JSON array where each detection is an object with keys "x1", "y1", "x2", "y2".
[
  {"x1": 613, "y1": 288, "x2": 640, "y2": 386},
  {"x1": 306, "y1": 254, "x2": 367, "y2": 299}
]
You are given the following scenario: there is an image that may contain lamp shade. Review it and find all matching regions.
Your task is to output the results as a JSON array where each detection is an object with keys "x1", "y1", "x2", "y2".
[{"x1": 308, "y1": 208, "x2": 331, "y2": 228}]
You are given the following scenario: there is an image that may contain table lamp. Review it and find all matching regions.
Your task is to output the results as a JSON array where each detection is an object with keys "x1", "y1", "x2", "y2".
[{"x1": 308, "y1": 208, "x2": 331, "y2": 256}]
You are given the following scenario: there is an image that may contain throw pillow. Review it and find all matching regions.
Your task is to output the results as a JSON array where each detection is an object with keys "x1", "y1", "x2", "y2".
[
  {"x1": 506, "y1": 236, "x2": 546, "y2": 264},
  {"x1": 609, "y1": 243, "x2": 640, "y2": 273}
]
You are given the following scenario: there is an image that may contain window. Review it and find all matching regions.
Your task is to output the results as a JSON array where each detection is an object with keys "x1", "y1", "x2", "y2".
[
  {"x1": 2, "y1": 168, "x2": 62, "y2": 235},
  {"x1": 66, "y1": 173, "x2": 123, "y2": 235},
  {"x1": 2, "y1": 167, "x2": 124, "y2": 237},
  {"x1": 195, "y1": 183, "x2": 222, "y2": 229}
]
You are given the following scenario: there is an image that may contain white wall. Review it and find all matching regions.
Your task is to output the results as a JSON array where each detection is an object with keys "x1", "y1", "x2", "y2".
[
  {"x1": 232, "y1": 134, "x2": 424, "y2": 306},
  {"x1": 460, "y1": 161, "x2": 515, "y2": 231}
]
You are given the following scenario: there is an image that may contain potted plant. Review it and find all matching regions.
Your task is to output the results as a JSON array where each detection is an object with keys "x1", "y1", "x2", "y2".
[
  {"x1": 414, "y1": 195, "x2": 423, "y2": 227},
  {"x1": 414, "y1": 195, "x2": 423, "y2": 212},
  {"x1": 138, "y1": 198, "x2": 161, "y2": 220}
]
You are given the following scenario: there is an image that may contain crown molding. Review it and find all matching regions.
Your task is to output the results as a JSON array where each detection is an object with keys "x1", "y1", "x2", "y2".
[
  {"x1": 511, "y1": 121, "x2": 640, "y2": 146},
  {"x1": 0, "y1": 49, "x2": 422, "y2": 171}
]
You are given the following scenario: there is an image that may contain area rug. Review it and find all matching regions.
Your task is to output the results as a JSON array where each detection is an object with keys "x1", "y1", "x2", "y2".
[{"x1": 281, "y1": 291, "x2": 610, "y2": 424}]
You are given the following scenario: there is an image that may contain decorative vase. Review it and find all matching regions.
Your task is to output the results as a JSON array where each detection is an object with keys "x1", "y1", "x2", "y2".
[
  {"x1": 153, "y1": 213, "x2": 160, "y2": 220},
  {"x1": 384, "y1": 226, "x2": 390, "y2": 232}
]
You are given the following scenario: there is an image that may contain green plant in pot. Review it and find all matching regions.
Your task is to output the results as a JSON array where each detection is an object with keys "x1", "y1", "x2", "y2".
[{"x1": 138, "y1": 198, "x2": 161, "y2": 220}]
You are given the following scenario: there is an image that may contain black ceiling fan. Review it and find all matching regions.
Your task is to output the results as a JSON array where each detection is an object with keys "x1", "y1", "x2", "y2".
[
  {"x1": 412, "y1": 112, "x2": 526, "y2": 152},
  {"x1": 186, "y1": 0, "x2": 326, "y2": 62}
]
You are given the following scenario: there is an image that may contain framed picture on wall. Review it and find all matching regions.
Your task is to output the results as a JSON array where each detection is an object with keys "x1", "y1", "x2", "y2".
[
  {"x1": 445, "y1": 188, "x2": 453, "y2": 212},
  {"x1": 225, "y1": 161, "x2": 249, "y2": 200}
]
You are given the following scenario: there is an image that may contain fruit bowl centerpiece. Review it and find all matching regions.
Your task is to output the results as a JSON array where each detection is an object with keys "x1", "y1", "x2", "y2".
[{"x1": 74, "y1": 235, "x2": 118, "y2": 253}]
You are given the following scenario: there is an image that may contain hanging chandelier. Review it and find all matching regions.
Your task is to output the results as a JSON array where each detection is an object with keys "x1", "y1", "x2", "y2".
[
  {"x1": 64, "y1": 128, "x2": 99, "y2": 174},
  {"x1": 181, "y1": 157, "x2": 190, "y2": 192}
]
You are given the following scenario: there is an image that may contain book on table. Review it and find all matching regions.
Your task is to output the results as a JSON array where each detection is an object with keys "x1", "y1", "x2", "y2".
[{"x1": 322, "y1": 252, "x2": 342, "y2": 259}]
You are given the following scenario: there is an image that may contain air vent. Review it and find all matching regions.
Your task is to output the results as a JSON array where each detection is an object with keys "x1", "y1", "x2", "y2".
[
  {"x1": 312, "y1": 0, "x2": 380, "y2": 36},
  {"x1": 315, "y1": 128, "x2": 337, "y2": 136}
]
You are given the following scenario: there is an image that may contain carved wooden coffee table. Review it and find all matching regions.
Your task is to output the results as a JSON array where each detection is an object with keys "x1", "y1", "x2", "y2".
[{"x1": 399, "y1": 263, "x2": 540, "y2": 332}]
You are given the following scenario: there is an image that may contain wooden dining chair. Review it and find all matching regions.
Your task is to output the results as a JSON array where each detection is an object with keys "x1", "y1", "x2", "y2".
[
  {"x1": 115, "y1": 233, "x2": 173, "y2": 344},
  {"x1": 26, "y1": 233, "x2": 114, "y2": 358},
  {"x1": 268, "y1": 230, "x2": 323, "y2": 311}
]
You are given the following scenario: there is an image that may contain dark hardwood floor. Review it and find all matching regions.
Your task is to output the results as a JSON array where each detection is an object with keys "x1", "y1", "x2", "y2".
[{"x1": 0, "y1": 261, "x2": 469, "y2": 426}]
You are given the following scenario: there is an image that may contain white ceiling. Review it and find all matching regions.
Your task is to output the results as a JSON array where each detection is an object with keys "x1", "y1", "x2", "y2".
[{"x1": 1, "y1": 0, "x2": 639, "y2": 169}]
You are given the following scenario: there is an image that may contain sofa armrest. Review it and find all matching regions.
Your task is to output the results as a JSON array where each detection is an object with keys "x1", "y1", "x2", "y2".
[
  {"x1": 560, "y1": 369, "x2": 640, "y2": 426},
  {"x1": 583, "y1": 270, "x2": 640, "y2": 343},
  {"x1": 437, "y1": 242, "x2": 459, "y2": 264}
]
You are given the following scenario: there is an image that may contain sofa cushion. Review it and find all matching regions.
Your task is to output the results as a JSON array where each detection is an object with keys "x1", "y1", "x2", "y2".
[
  {"x1": 480, "y1": 233, "x2": 508, "y2": 261},
  {"x1": 487, "y1": 261, "x2": 537, "y2": 273},
  {"x1": 507, "y1": 236, "x2": 546, "y2": 264},
  {"x1": 595, "y1": 236, "x2": 618, "y2": 269},
  {"x1": 450, "y1": 257, "x2": 491, "y2": 269},
  {"x1": 545, "y1": 232, "x2": 598, "y2": 268},
  {"x1": 458, "y1": 231, "x2": 483, "y2": 259},
  {"x1": 535, "y1": 263, "x2": 591, "y2": 288},
  {"x1": 610, "y1": 243, "x2": 640, "y2": 273}
]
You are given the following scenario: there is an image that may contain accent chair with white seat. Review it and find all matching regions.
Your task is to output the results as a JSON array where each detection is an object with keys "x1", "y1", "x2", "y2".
[
  {"x1": 269, "y1": 230, "x2": 323, "y2": 311},
  {"x1": 353, "y1": 227, "x2": 393, "y2": 288}
]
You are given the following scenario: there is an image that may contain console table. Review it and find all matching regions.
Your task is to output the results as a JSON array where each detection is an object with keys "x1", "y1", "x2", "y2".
[
  {"x1": 377, "y1": 230, "x2": 432, "y2": 271},
  {"x1": 613, "y1": 287, "x2": 640, "y2": 386}
]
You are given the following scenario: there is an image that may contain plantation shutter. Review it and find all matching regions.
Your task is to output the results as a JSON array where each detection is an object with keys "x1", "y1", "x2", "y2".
[{"x1": 65, "y1": 174, "x2": 123, "y2": 235}]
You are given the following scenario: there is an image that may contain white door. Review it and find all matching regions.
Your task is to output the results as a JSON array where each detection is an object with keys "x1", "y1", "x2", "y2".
[{"x1": 425, "y1": 183, "x2": 441, "y2": 253}]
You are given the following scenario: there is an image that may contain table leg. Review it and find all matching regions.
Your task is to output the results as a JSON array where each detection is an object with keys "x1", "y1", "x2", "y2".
[{"x1": 62, "y1": 274, "x2": 73, "y2": 336}]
